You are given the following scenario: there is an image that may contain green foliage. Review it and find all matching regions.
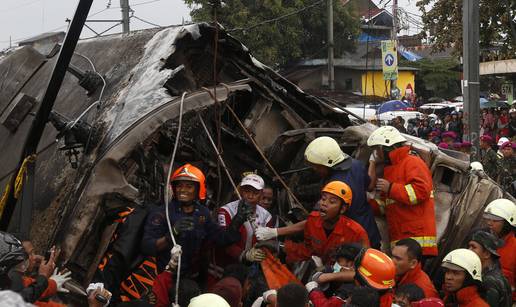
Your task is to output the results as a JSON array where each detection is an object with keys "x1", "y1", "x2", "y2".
[
  {"x1": 401, "y1": 58, "x2": 461, "y2": 99},
  {"x1": 416, "y1": 0, "x2": 516, "y2": 59},
  {"x1": 183, "y1": 0, "x2": 360, "y2": 68}
]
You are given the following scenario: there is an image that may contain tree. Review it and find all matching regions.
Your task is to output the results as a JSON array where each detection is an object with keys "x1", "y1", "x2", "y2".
[
  {"x1": 416, "y1": 0, "x2": 515, "y2": 59},
  {"x1": 183, "y1": 0, "x2": 360, "y2": 68}
]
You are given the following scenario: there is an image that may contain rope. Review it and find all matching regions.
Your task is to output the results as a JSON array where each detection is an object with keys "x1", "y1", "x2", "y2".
[
  {"x1": 0, "y1": 155, "x2": 36, "y2": 218},
  {"x1": 164, "y1": 91, "x2": 186, "y2": 306}
]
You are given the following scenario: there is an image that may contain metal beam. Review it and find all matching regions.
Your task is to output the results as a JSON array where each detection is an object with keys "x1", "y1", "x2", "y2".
[
  {"x1": 0, "y1": 0, "x2": 94, "y2": 230},
  {"x1": 462, "y1": 0, "x2": 480, "y2": 160}
]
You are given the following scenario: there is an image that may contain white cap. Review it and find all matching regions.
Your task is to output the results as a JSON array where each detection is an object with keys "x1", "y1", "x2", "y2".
[
  {"x1": 240, "y1": 174, "x2": 264, "y2": 190},
  {"x1": 188, "y1": 293, "x2": 230, "y2": 307},
  {"x1": 497, "y1": 137, "x2": 509, "y2": 147}
]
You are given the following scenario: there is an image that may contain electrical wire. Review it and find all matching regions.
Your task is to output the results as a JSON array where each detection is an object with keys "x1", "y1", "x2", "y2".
[
  {"x1": 0, "y1": 0, "x2": 42, "y2": 13},
  {"x1": 164, "y1": 92, "x2": 187, "y2": 307},
  {"x1": 131, "y1": 15, "x2": 162, "y2": 28},
  {"x1": 229, "y1": 0, "x2": 324, "y2": 33}
]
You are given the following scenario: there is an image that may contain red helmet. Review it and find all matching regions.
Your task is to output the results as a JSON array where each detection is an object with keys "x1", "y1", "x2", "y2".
[
  {"x1": 354, "y1": 248, "x2": 396, "y2": 290},
  {"x1": 170, "y1": 163, "x2": 206, "y2": 200}
]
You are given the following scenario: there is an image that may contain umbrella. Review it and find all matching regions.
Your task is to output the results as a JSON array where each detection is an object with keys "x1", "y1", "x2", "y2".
[
  {"x1": 480, "y1": 98, "x2": 508, "y2": 109},
  {"x1": 377, "y1": 100, "x2": 411, "y2": 114}
]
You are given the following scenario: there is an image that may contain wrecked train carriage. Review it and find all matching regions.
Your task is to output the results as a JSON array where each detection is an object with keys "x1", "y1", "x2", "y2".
[{"x1": 0, "y1": 23, "x2": 356, "y2": 282}]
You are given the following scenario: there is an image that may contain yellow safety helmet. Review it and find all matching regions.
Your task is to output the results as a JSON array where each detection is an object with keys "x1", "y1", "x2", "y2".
[
  {"x1": 367, "y1": 126, "x2": 406, "y2": 147},
  {"x1": 305, "y1": 136, "x2": 351, "y2": 169},
  {"x1": 441, "y1": 248, "x2": 482, "y2": 281},
  {"x1": 483, "y1": 199, "x2": 516, "y2": 227}
]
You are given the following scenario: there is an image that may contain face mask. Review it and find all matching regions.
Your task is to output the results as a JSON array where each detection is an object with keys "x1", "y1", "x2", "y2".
[{"x1": 333, "y1": 262, "x2": 342, "y2": 273}]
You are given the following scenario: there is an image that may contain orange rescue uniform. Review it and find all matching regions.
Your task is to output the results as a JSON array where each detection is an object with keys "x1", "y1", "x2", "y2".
[
  {"x1": 375, "y1": 146, "x2": 438, "y2": 256},
  {"x1": 396, "y1": 263, "x2": 439, "y2": 298},
  {"x1": 443, "y1": 286, "x2": 489, "y2": 307},
  {"x1": 284, "y1": 211, "x2": 370, "y2": 264},
  {"x1": 498, "y1": 232, "x2": 516, "y2": 301}
]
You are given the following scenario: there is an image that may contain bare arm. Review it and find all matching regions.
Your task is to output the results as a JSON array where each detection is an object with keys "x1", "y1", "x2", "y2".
[
  {"x1": 368, "y1": 160, "x2": 377, "y2": 192},
  {"x1": 277, "y1": 220, "x2": 307, "y2": 237},
  {"x1": 316, "y1": 270, "x2": 355, "y2": 284}
]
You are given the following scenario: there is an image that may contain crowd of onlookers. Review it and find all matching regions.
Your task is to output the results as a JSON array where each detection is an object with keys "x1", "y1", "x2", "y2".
[{"x1": 385, "y1": 107, "x2": 516, "y2": 196}]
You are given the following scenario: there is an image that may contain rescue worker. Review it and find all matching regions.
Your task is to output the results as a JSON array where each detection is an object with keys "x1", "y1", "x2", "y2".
[
  {"x1": 141, "y1": 163, "x2": 244, "y2": 276},
  {"x1": 479, "y1": 134, "x2": 499, "y2": 180},
  {"x1": 258, "y1": 181, "x2": 370, "y2": 265},
  {"x1": 483, "y1": 198, "x2": 516, "y2": 302},
  {"x1": 216, "y1": 174, "x2": 272, "y2": 265},
  {"x1": 497, "y1": 141, "x2": 515, "y2": 196},
  {"x1": 367, "y1": 126, "x2": 438, "y2": 257},
  {"x1": 467, "y1": 229, "x2": 512, "y2": 307},
  {"x1": 391, "y1": 238, "x2": 439, "y2": 298},
  {"x1": 354, "y1": 248, "x2": 396, "y2": 307},
  {"x1": 441, "y1": 249, "x2": 488, "y2": 307}
]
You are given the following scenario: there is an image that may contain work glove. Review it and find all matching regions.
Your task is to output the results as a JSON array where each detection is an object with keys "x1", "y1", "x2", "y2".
[
  {"x1": 311, "y1": 255, "x2": 324, "y2": 270},
  {"x1": 262, "y1": 289, "x2": 277, "y2": 303},
  {"x1": 50, "y1": 269, "x2": 72, "y2": 293},
  {"x1": 255, "y1": 240, "x2": 283, "y2": 254},
  {"x1": 165, "y1": 245, "x2": 182, "y2": 272},
  {"x1": 172, "y1": 217, "x2": 195, "y2": 236},
  {"x1": 230, "y1": 200, "x2": 253, "y2": 231},
  {"x1": 255, "y1": 226, "x2": 278, "y2": 241},
  {"x1": 242, "y1": 247, "x2": 266, "y2": 262},
  {"x1": 305, "y1": 281, "x2": 319, "y2": 293},
  {"x1": 86, "y1": 283, "x2": 112, "y2": 307}
]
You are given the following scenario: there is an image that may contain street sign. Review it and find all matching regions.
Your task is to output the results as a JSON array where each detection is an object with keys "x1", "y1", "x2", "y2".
[
  {"x1": 381, "y1": 40, "x2": 398, "y2": 81},
  {"x1": 501, "y1": 82, "x2": 513, "y2": 105}
]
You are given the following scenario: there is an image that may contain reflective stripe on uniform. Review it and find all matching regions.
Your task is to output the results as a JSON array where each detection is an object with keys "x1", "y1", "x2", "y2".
[
  {"x1": 391, "y1": 236, "x2": 437, "y2": 248},
  {"x1": 404, "y1": 184, "x2": 418, "y2": 205}
]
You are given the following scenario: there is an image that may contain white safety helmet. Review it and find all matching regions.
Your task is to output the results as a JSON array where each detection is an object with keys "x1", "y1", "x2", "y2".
[
  {"x1": 441, "y1": 248, "x2": 482, "y2": 281},
  {"x1": 305, "y1": 136, "x2": 351, "y2": 169},
  {"x1": 497, "y1": 137, "x2": 510, "y2": 147},
  {"x1": 483, "y1": 198, "x2": 516, "y2": 227},
  {"x1": 188, "y1": 293, "x2": 230, "y2": 307},
  {"x1": 367, "y1": 126, "x2": 407, "y2": 147},
  {"x1": 470, "y1": 161, "x2": 484, "y2": 171}
]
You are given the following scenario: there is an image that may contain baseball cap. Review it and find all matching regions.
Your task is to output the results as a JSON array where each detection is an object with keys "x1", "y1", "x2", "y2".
[
  {"x1": 240, "y1": 174, "x2": 264, "y2": 190},
  {"x1": 497, "y1": 137, "x2": 509, "y2": 147}
]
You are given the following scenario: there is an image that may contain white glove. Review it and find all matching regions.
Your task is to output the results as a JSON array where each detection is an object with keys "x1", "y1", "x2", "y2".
[
  {"x1": 166, "y1": 245, "x2": 182, "y2": 271},
  {"x1": 311, "y1": 256, "x2": 324, "y2": 269},
  {"x1": 305, "y1": 281, "x2": 319, "y2": 293},
  {"x1": 251, "y1": 297, "x2": 264, "y2": 307},
  {"x1": 255, "y1": 227, "x2": 278, "y2": 241},
  {"x1": 263, "y1": 289, "x2": 277, "y2": 303},
  {"x1": 86, "y1": 283, "x2": 112, "y2": 307},
  {"x1": 243, "y1": 247, "x2": 266, "y2": 262},
  {"x1": 50, "y1": 269, "x2": 72, "y2": 293}
]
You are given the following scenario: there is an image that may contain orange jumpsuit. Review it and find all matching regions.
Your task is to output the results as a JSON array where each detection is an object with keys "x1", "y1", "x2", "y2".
[
  {"x1": 374, "y1": 146, "x2": 438, "y2": 256},
  {"x1": 443, "y1": 286, "x2": 489, "y2": 307},
  {"x1": 498, "y1": 232, "x2": 516, "y2": 301},
  {"x1": 284, "y1": 211, "x2": 370, "y2": 264},
  {"x1": 396, "y1": 263, "x2": 439, "y2": 298}
]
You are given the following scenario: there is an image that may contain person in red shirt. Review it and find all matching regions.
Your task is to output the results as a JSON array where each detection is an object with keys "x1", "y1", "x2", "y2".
[
  {"x1": 483, "y1": 198, "x2": 516, "y2": 302},
  {"x1": 392, "y1": 238, "x2": 439, "y2": 298},
  {"x1": 367, "y1": 126, "x2": 438, "y2": 257},
  {"x1": 441, "y1": 249, "x2": 488, "y2": 307},
  {"x1": 276, "y1": 181, "x2": 369, "y2": 265}
]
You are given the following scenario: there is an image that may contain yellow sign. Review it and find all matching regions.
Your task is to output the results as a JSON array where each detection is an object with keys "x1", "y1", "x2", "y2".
[{"x1": 381, "y1": 40, "x2": 398, "y2": 81}]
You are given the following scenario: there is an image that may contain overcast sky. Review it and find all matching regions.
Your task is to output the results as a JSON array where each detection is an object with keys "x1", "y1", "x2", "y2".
[{"x1": 0, "y1": 0, "x2": 422, "y2": 50}]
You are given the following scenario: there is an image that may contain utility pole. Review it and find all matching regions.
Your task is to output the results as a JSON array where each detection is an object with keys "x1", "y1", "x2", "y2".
[
  {"x1": 120, "y1": 0, "x2": 130, "y2": 34},
  {"x1": 462, "y1": 0, "x2": 480, "y2": 160},
  {"x1": 391, "y1": 0, "x2": 398, "y2": 98},
  {"x1": 327, "y1": 0, "x2": 335, "y2": 91}
]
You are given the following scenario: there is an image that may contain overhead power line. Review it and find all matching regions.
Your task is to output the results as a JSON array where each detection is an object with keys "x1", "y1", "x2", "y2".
[
  {"x1": 131, "y1": 15, "x2": 162, "y2": 28},
  {"x1": 229, "y1": 0, "x2": 325, "y2": 33},
  {"x1": 0, "y1": 0, "x2": 42, "y2": 13}
]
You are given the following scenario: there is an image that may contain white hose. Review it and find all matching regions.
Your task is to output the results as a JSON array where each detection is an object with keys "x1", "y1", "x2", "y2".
[{"x1": 164, "y1": 92, "x2": 187, "y2": 306}]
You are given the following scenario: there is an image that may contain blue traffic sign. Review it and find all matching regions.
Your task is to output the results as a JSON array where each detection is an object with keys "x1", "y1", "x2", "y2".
[{"x1": 385, "y1": 54, "x2": 395, "y2": 66}]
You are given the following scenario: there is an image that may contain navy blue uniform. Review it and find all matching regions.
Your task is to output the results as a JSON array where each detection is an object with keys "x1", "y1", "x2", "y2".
[
  {"x1": 141, "y1": 200, "x2": 240, "y2": 274},
  {"x1": 328, "y1": 159, "x2": 381, "y2": 248}
]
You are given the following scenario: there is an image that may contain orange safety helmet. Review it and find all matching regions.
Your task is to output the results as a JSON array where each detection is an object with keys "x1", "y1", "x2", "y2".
[
  {"x1": 321, "y1": 181, "x2": 353, "y2": 206},
  {"x1": 354, "y1": 248, "x2": 396, "y2": 290},
  {"x1": 170, "y1": 163, "x2": 206, "y2": 200}
]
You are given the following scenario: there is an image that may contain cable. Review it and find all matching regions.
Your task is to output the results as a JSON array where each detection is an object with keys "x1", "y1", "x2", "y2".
[
  {"x1": 229, "y1": 0, "x2": 324, "y2": 32},
  {"x1": 0, "y1": 0, "x2": 42, "y2": 13},
  {"x1": 130, "y1": 15, "x2": 162, "y2": 28},
  {"x1": 164, "y1": 92, "x2": 187, "y2": 307}
]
